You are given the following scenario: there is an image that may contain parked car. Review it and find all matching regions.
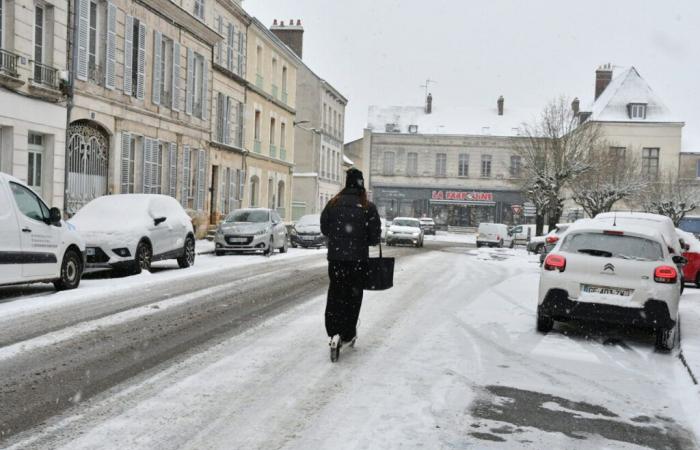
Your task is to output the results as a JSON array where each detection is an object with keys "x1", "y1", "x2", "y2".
[
  {"x1": 539, "y1": 224, "x2": 572, "y2": 264},
  {"x1": 215, "y1": 208, "x2": 288, "y2": 255},
  {"x1": 70, "y1": 194, "x2": 195, "y2": 274},
  {"x1": 290, "y1": 214, "x2": 325, "y2": 248},
  {"x1": 386, "y1": 217, "x2": 424, "y2": 247},
  {"x1": 476, "y1": 223, "x2": 513, "y2": 248},
  {"x1": 537, "y1": 219, "x2": 683, "y2": 351},
  {"x1": 509, "y1": 224, "x2": 532, "y2": 246},
  {"x1": 419, "y1": 217, "x2": 436, "y2": 235},
  {"x1": 677, "y1": 228, "x2": 700, "y2": 288},
  {"x1": 0, "y1": 173, "x2": 85, "y2": 290},
  {"x1": 380, "y1": 218, "x2": 389, "y2": 242},
  {"x1": 678, "y1": 215, "x2": 700, "y2": 240}
]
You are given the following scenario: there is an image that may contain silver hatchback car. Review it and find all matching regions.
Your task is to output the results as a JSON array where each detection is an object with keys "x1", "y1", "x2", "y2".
[{"x1": 215, "y1": 208, "x2": 288, "y2": 256}]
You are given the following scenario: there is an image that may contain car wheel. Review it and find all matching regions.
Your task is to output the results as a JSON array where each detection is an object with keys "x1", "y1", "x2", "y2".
[
  {"x1": 655, "y1": 321, "x2": 678, "y2": 351},
  {"x1": 131, "y1": 241, "x2": 152, "y2": 274},
  {"x1": 54, "y1": 249, "x2": 82, "y2": 291},
  {"x1": 280, "y1": 237, "x2": 288, "y2": 253},
  {"x1": 263, "y1": 238, "x2": 273, "y2": 256},
  {"x1": 177, "y1": 236, "x2": 196, "y2": 268},
  {"x1": 536, "y1": 309, "x2": 554, "y2": 333}
]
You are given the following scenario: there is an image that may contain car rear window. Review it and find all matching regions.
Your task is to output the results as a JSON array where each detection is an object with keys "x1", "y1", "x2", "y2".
[
  {"x1": 393, "y1": 219, "x2": 419, "y2": 227},
  {"x1": 560, "y1": 232, "x2": 663, "y2": 261}
]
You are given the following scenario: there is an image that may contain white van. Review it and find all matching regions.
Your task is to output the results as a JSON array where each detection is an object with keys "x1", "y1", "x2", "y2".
[
  {"x1": 0, "y1": 173, "x2": 85, "y2": 290},
  {"x1": 477, "y1": 223, "x2": 513, "y2": 248}
]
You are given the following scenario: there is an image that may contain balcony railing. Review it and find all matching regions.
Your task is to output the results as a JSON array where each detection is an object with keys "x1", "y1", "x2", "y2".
[
  {"x1": 254, "y1": 139, "x2": 262, "y2": 153},
  {"x1": 280, "y1": 147, "x2": 287, "y2": 161},
  {"x1": 32, "y1": 61, "x2": 60, "y2": 89},
  {"x1": 0, "y1": 49, "x2": 20, "y2": 77},
  {"x1": 269, "y1": 144, "x2": 277, "y2": 158},
  {"x1": 281, "y1": 91, "x2": 288, "y2": 105},
  {"x1": 271, "y1": 84, "x2": 278, "y2": 99},
  {"x1": 255, "y1": 73, "x2": 263, "y2": 89}
]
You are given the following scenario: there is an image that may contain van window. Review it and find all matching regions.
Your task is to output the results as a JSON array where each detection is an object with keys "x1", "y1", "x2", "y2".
[{"x1": 10, "y1": 182, "x2": 49, "y2": 222}]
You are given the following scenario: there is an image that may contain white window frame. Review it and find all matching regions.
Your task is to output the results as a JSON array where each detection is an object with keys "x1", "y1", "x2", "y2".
[
  {"x1": 158, "y1": 35, "x2": 174, "y2": 107},
  {"x1": 481, "y1": 154, "x2": 492, "y2": 178},
  {"x1": 34, "y1": 5, "x2": 45, "y2": 64},
  {"x1": 642, "y1": 147, "x2": 659, "y2": 177},
  {"x1": 27, "y1": 133, "x2": 44, "y2": 191},
  {"x1": 435, "y1": 153, "x2": 447, "y2": 177},
  {"x1": 458, "y1": 153, "x2": 469, "y2": 177},
  {"x1": 629, "y1": 103, "x2": 647, "y2": 119},
  {"x1": 192, "y1": 52, "x2": 205, "y2": 118},
  {"x1": 510, "y1": 155, "x2": 521, "y2": 177}
]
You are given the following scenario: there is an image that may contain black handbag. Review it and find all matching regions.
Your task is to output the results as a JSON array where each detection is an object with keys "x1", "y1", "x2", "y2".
[{"x1": 364, "y1": 243, "x2": 395, "y2": 291}]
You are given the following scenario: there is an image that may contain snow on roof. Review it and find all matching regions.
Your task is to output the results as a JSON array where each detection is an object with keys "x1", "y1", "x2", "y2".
[
  {"x1": 293, "y1": 172, "x2": 319, "y2": 178},
  {"x1": 367, "y1": 103, "x2": 540, "y2": 137},
  {"x1": 586, "y1": 67, "x2": 681, "y2": 123}
]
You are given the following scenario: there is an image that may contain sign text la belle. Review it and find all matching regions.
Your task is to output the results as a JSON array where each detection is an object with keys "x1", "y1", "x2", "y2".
[{"x1": 431, "y1": 191, "x2": 493, "y2": 202}]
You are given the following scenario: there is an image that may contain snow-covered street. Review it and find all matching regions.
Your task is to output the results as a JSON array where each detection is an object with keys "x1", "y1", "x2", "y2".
[{"x1": 2, "y1": 239, "x2": 699, "y2": 449}]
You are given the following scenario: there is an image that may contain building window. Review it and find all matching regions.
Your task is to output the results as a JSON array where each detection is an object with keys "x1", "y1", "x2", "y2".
[
  {"x1": 458, "y1": 153, "x2": 469, "y2": 177},
  {"x1": 510, "y1": 155, "x2": 522, "y2": 177},
  {"x1": 383, "y1": 152, "x2": 395, "y2": 175},
  {"x1": 254, "y1": 110, "x2": 261, "y2": 141},
  {"x1": 407, "y1": 152, "x2": 418, "y2": 176},
  {"x1": 628, "y1": 103, "x2": 647, "y2": 119},
  {"x1": 280, "y1": 122, "x2": 286, "y2": 151},
  {"x1": 481, "y1": 154, "x2": 492, "y2": 178},
  {"x1": 642, "y1": 147, "x2": 659, "y2": 177},
  {"x1": 192, "y1": 52, "x2": 205, "y2": 118},
  {"x1": 88, "y1": 1, "x2": 99, "y2": 74},
  {"x1": 27, "y1": 133, "x2": 44, "y2": 190},
  {"x1": 435, "y1": 153, "x2": 446, "y2": 177},
  {"x1": 282, "y1": 66, "x2": 287, "y2": 95},
  {"x1": 194, "y1": 0, "x2": 205, "y2": 20},
  {"x1": 159, "y1": 36, "x2": 174, "y2": 107},
  {"x1": 256, "y1": 45, "x2": 262, "y2": 74},
  {"x1": 34, "y1": 6, "x2": 45, "y2": 64}
]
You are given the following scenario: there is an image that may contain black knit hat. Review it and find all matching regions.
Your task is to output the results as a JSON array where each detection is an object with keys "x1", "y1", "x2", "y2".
[{"x1": 345, "y1": 168, "x2": 365, "y2": 191}]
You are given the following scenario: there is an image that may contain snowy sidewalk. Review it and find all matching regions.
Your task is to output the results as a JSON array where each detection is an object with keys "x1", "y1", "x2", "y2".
[{"x1": 680, "y1": 289, "x2": 700, "y2": 387}]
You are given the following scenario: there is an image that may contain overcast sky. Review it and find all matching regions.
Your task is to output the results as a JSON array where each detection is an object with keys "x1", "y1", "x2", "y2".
[{"x1": 244, "y1": 0, "x2": 700, "y2": 149}]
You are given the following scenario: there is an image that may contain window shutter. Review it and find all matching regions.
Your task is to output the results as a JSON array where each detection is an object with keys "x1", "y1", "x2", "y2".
[
  {"x1": 238, "y1": 31, "x2": 246, "y2": 77},
  {"x1": 136, "y1": 21, "x2": 146, "y2": 100},
  {"x1": 237, "y1": 102, "x2": 244, "y2": 148},
  {"x1": 185, "y1": 48, "x2": 194, "y2": 115},
  {"x1": 172, "y1": 42, "x2": 180, "y2": 111},
  {"x1": 152, "y1": 31, "x2": 162, "y2": 105},
  {"x1": 201, "y1": 61, "x2": 209, "y2": 121},
  {"x1": 229, "y1": 168, "x2": 236, "y2": 211},
  {"x1": 181, "y1": 145, "x2": 191, "y2": 207},
  {"x1": 75, "y1": 0, "x2": 89, "y2": 81},
  {"x1": 142, "y1": 138, "x2": 151, "y2": 193},
  {"x1": 123, "y1": 15, "x2": 133, "y2": 95},
  {"x1": 220, "y1": 167, "x2": 227, "y2": 214},
  {"x1": 105, "y1": 2, "x2": 117, "y2": 89},
  {"x1": 238, "y1": 169, "x2": 245, "y2": 202},
  {"x1": 168, "y1": 143, "x2": 177, "y2": 198},
  {"x1": 216, "y1": 16, "x2": 223, "y2": 65},
  {"x1": 120, "y1": 132, "x2": 131, "y2": 193},
  {"x1": 230, "y1": 25, "x2": 238, "y2": 74},
  {"x1": 215, "y1": 93, "x2": 223, "y2": 142},
  {"x1": 196, "y1": 150, "x2": 206, "y2": 210},
  {"x1": 224, "y1": 97, "x2": 232, "y2": 145},
  {"x1": 227, "y1": 24, "x2": 234, "y2": 71}
]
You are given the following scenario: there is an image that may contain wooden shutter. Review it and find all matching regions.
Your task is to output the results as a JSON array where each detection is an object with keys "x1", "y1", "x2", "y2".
[
  {"x1": 215, "y1": 93, "x2": 223, "y2": 142},
  {"x1": 76, "y1": 0, "x2": 89, "y2": 81},
  {"x1": 152, "y1": 31, "x2": 162, "y2": 105},
  {"x1": 201, "y1": 61, "x2": 209, "y2": 121},
  {"x1": 195, "y1": 149, "x2": 206, "y2": 210},
  {"x1": 120, "y1": 132, "x2": 131, "y2": 193},
  {"x1": 142, "y1": 138, "x2": 151, "y2": 193},
  {"x1": 105, "y1": 2, "x2": 117, "y2": 89},
  {"x1": 237, "y1": 102, "x2": 244, "y2": 148},
  {"x1": 172, "y1": 42, "x2": 180, "y2": 111},
  {"x1": 238, "y1": 169, "x2": 245, "y2": 202},
  {"x1": 136, "y1": 21, "x2": 146, "y2": 100},
  {"x1": 185, "y1": 48, "x2": 194, "y2": 115},
  {"x1": 229, "y1": 168, "x2": 236, "y2": 211},
  {"x1": 216, "y1": 16, "x2": 223, "y2": 65},
  {"x1": 181, "y1": 145, "x2": 191, "y2": 207},
  {"x1": 238, "y1": 31, "x2": 246, "y2": 77},
  {"x1": 220, "y1": 167, "x2": 227, "y2": 214},
  {"x1": 224, "y1": 97, "x2": 231, "y2": 145},
  {"x1": 123, "y1": 15, "x2": 133, "y2": 95},
  {"x1": 227, "y1": 24, "x2": 234, "y2": 72},
  {"x1": 168, "y1": 143, "x2": 177, "y2": 198}
]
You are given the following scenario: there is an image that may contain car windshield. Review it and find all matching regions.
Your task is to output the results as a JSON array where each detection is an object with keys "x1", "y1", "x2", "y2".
[
  {"x1": 561, "y1": 232, "x2": 664, "y2": 261},
  {"x1": 226, "y1": 210, "x2": 269, "y2": 223},
  {"x1": 297, "y1": 214, "x2": 320, "y2": 226},
  {"x1": 393, "y1": 219, "x2": 420, "y2": 228}
]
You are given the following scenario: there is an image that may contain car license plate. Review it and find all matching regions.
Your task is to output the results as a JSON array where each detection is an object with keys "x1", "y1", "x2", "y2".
[
  {"x1": 86, "y1": 248, "x2": 96, "y2": 256},
  {"x1": 230, "y1": 237, "x2": 247, "y2": 243},
  {"x1": 301, "y1": 235, "x2": 315, "y2": 241},
  {"x1": 581, "y1": 284, "x2": 633, "y2": 297}
]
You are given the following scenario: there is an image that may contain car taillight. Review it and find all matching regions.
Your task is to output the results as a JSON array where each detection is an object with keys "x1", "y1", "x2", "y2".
[
  {"x1": 496, "y1": 235, "x2": 501, "y2": 241},
  {"x1": 654, "y1": 266, "x2": 677, "y2": 284},
  {"x1": 544, "y1": 254, "x2": 566, "y2": 272},
  {"x1": 545, "y1": 235, "x2": 559, "y2": 244}
]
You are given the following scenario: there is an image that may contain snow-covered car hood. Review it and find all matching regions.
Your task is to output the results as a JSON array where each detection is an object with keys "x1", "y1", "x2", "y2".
[
  {"x1": 72, "y1": 227, "x2": 143, "y2": 248},
  {"x1": 295, "y1": 225, "x2": 321, "y2": 234},
  {"x1": 220, "y1": 222, "x2": 270, "y2": 234},
  {"x1": 389, "y1": 226, "x2": 421, "y2": 234}
]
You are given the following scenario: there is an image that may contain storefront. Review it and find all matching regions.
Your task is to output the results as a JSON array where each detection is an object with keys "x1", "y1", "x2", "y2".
[{"x1": 373, "y1": 186, "x2": 525, "y2": 228}]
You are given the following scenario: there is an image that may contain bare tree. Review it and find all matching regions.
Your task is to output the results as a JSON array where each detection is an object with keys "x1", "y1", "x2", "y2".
[
  {"x1": 571, "y1": 145, "x2": 648, "y2": 217},
  {"x1": 636, "y1": 171, "x2": 699, "y2": 225},
  {"x1": 516, "y1": 96, "x2": 602, "y2": 232}
]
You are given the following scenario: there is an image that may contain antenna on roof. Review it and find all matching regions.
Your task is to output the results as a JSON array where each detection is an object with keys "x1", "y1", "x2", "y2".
[{"x1": 420, "y1": 79, "x2": 436, "y2": 99}]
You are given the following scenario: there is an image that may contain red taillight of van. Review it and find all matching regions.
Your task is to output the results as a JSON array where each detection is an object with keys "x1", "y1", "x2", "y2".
[
  {"x1": 545, "y1": 236, "x2": 559, "y2": 244},
  {"x1": 654, "y1": 266, "x2": 677, "y2": 284},
  {"x1": 544, "y1": 254, "x2": 566, "y2": 272}
]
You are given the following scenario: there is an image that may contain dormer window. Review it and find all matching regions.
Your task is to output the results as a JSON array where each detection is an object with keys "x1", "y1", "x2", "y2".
[
  {"x1": 385, "y1": 123, "x2": 400, "y2": 133},
  {"x1": 628, "y1": 103, "x2": 647, "y2": 119},
  {"x1": 408, "y1": 124, "x2": 418, "y2": 134}
]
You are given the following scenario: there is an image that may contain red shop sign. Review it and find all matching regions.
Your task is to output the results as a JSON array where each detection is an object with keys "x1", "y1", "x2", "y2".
[{"x1": 431, "y1": 191, "x2": 493, "y2": 202}]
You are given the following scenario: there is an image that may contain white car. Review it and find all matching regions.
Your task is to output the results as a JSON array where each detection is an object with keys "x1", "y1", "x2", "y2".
[
  {"x1": 386, "y1": 217, "x2": 424, "y2": 247},
  {"x1": 419, "y1": 217, "x2": 436, "y2": 235},
  {"x1": 476, "y1": 223, "x2": 513, "y2": 248},
  {"x1": 70, "y1": 194, "x2": 196, "y2": 274},
  {"x1": 537, "y1": 219, "x2": 683, "y2": 351},
  {"x1": 380, "y1": 218, "x2": 389, "y2": 242},
  {"x1": 594, "y1": 212, "x2": 682, "y2": 255},
  {"x1": 215, "y1": 208, "x2": 288, "y2": 255},
  {"x1": 0, "y1": 172, "x2": 85, "y2": 290}
]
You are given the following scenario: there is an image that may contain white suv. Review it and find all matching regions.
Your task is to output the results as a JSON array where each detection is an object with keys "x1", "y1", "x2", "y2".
[
  {"x1": 0, "y1": 173, "x2": 85, "y2": 290},
  {"x1": 537, "y1": 220, "x2": 683, "y2": 351}
]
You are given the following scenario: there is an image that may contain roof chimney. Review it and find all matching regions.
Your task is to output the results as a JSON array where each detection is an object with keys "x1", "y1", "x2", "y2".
[
  {"x1": 595, "y1": 63, "x2": 613, "y2": 100},
  {"x1": 270, "y1": 19, "x2": 304, "y2": 58},
  {"x1": 497, "y1": 95, "x2": 504, "y2": 116},
  {"x1": 425, "y1": 93, "x2": 433, "y2": 114},
  {"x1": 571, "y1": 97, "x2": 580, "y2": 115}
]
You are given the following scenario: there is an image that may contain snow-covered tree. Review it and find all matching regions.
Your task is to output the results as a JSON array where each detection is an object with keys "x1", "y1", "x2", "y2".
[{"x1": 636, "y1": 172, "x2": 699, "y2": 225}]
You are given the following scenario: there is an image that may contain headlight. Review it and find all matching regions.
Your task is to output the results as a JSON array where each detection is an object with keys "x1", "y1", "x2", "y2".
[
  {"x1": 254, "y1": 229, "x2": 268, "y2": 236},
  {"x1": 412, "y1": 232, "x2": 420, "y2": 237},
  {"x1": 387, "y1": 231, "x2": 394, "y2": 235}
]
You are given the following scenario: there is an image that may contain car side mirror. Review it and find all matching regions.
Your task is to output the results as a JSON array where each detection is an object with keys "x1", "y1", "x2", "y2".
[
  {"x1": 672, "y1": 255, "x2": 688, "y2": 265},
  {"x1": 154, "y1": 217, "x2": 167, "y2": 226},
  {"x1": 683, "y1": 243, "x2": 690, "y2": 252},
  {"x1": 49, "y1": 207, "x2": 62, "y2": 226}
]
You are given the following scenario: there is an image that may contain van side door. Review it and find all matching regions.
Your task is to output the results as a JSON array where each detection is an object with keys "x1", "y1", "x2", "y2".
[
  {"x1": 10, "y1": 182, "x2": 61, "y2": 279},
  {"x1": 0, "y1": 180, "x2": 23, "y2": 284}
]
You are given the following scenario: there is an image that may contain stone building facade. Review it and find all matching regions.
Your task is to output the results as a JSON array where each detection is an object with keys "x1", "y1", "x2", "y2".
[{"x1": 0, "y1": 0, "x2": 68, "y2": 207}]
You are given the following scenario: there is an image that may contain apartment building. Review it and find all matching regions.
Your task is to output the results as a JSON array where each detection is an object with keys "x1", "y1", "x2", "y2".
[{"x1": 0, "y1": 0, "x2": 68, "y2": 207}]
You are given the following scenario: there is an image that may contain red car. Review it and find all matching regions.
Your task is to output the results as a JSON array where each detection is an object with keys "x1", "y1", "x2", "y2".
[{"x1": 678, "y1": 229, "x2": 700, "y2": 287}]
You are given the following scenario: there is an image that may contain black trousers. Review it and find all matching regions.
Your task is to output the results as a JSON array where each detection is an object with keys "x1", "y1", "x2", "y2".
[{"x1": 325, "y1": 261, "x2": 366, "y2": 341}]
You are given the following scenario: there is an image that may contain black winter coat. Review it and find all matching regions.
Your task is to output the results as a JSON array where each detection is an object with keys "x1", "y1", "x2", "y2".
[{"x1": 320, "y1": 189, "x2": 381, "y2": 261}]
